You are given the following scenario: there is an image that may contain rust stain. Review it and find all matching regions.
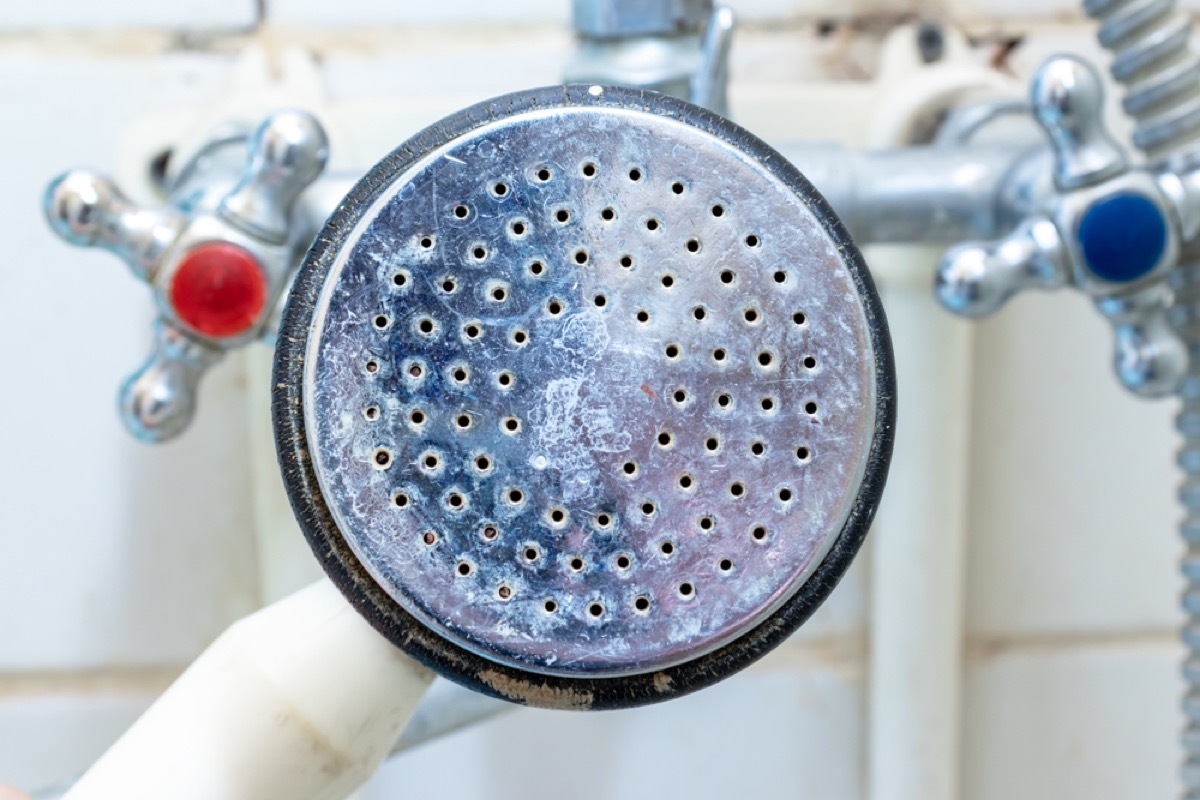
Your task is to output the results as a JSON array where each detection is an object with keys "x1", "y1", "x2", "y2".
[
  {"x1": 478, "y1": 669, "x2": 594, "y2": 711},
  {"x1": 652, "y1": 672, "x2": 673, "y2": 693},
  {"x1": 640, "y1": 384, "x2": 655, "y2": 399}
]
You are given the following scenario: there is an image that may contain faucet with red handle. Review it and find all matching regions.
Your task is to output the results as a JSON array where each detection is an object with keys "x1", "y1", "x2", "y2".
[{"x1": 43, "y1": 111, "x2": 329, "y2": 442}]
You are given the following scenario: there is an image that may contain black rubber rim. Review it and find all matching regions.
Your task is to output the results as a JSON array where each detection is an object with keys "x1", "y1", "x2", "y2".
[{"x1": 272, "y1": 84, "x2": 896, "y2": 711}]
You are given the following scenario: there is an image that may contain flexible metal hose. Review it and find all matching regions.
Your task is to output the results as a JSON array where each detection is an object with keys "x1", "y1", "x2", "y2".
[
  {"x1": 1171, "y1": 263, "x2": 1200, "y2": 797},
  {"x1": 1084, "y1": 0, "x2": 1200, "y2": 793},
  {"x1": 1086, "y1": 0, "x2": 1200, "y2": 162}
]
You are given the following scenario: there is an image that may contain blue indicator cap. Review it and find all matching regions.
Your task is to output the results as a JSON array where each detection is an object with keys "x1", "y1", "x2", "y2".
[{"x1": 1077, "y1": 192, "x2": 1168, "y2": 284}]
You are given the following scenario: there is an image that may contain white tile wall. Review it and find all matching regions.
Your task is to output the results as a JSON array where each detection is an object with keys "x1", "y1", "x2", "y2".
[
  {"x1": 966, "y1": 293, "x2": 1178, "y2": 639},
  {"x1": 963, "y1": 641, "x2": 1179, "y2": 800},
  {"x1": 0, "y1": 0, "x2": 256, "y2": 30},
  {"x1": 0, "y1": 689, "x2": 156, "y2": 790},
  {"x1": 270, "y1": 0, "x2": 568, "y2": 27}
]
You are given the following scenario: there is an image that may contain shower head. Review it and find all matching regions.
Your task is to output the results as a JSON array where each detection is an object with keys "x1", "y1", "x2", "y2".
[{"x1": 273, "y1": 85, "x2": 894, "y2": 710}]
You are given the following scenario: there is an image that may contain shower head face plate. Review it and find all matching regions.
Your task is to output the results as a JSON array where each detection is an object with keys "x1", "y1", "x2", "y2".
[{"x1": 275, "y1": 85, "x2": 894, "y2": 709}]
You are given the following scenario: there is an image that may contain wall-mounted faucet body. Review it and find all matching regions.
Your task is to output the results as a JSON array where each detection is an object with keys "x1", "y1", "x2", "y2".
[{"x1": 564, "y1": 0, "x2": 735, "y2": 114}]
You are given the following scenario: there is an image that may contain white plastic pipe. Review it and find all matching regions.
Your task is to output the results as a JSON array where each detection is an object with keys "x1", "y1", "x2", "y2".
[
  {"x1": 64, "y1": 580, "x2": 434, "y2": 800},
  {"x1": 857, "y1": 29, "x2": 1008, "y2": 800},
  {"x1": 865, "y1": 246, "x2": 973, "y2": 800}
]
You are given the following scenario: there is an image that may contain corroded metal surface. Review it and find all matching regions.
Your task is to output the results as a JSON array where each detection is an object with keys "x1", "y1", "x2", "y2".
[{"x1": 304, "y1": 101, "x2": 877, "y2": 677}]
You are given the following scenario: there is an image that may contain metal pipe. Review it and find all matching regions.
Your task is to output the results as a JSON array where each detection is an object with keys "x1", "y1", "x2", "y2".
[
  {"x1": 389, "y1": 680, "x2": 513, "y2": 756},
  {"x1": 777, "y1": 142, "x2": 1050, "y2": 245}
]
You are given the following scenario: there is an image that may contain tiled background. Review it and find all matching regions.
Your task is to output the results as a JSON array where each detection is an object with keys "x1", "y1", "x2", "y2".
[{"x1": 0, "y1": 1, "x2": 1183, "y2": 798}]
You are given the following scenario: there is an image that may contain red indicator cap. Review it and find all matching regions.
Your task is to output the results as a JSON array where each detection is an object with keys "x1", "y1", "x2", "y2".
[{"x1": 170, "y1": 242, "x2": 267, "y2": 338}]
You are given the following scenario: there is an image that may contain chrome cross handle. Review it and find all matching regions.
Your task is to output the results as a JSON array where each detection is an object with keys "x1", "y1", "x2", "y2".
[
  {"x1": 44, "y1": 111, "x2": 329, "y2": 441},
  {"x1": 936, "y1": 55, "x2": 1186, "y2": 397}
]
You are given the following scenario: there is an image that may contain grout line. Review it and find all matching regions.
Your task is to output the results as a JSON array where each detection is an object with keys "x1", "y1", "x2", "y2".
[
  {"x1": 0, "y1": 665, "x2": 184, "y2": 699},
  {"x1": 966, "y1": 628, "x2": 1180, "y2": 662}
]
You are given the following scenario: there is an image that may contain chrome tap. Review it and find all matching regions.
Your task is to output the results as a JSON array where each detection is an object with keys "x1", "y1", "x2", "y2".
[
  {"x1": 935, "y1": 55, "x2": 1187, "y2": 397},
  {"x1": 43, "y1": 111, "x2": 329, "y2": 442}
]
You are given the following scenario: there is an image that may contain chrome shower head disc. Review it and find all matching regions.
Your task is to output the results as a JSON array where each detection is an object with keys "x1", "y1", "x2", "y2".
[{"x1": 274, "y1": 85, "x2": 894, "y2": 710}]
